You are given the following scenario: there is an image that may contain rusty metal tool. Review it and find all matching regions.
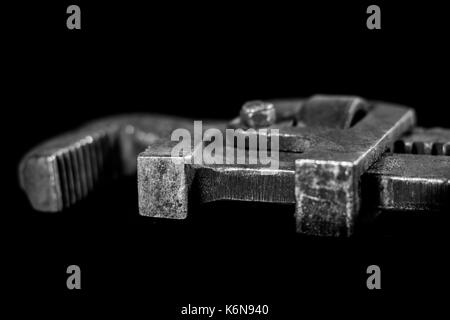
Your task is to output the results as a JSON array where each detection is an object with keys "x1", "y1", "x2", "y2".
[{"x1": 18, "y1": 95, "x2": 450, "y2": 236}]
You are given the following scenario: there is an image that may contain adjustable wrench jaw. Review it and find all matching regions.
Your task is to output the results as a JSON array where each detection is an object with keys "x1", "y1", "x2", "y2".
[
  {"x1": 366, "y1": 128, "x2": 450, "y2": 213},
  {"x1": 138, "y1": 96, "x2": 416, "y2": 237},
  {"x1": 18, "y1": 114, "x2": 221, "y2": 212},
  {"x1": 19, "y1": 95, "x2": 449, "y2": 238}
]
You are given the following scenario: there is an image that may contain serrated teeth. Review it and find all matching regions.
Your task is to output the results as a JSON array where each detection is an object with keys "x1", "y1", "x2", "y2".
[
  {"x1": 393, "y1": 127, "x2": 450, "y2": 157},
  {"x1": 80, "y1": 137, "x2": 94, "y2": 192},
  {"x1": 63, "y1": 150, "x2": 76, "y2": 206},
  {"x1": 403, "y1": 141, "x2": 413, "y2": 153},
  {"x1": 431, "y1": 142, "x2": 444, "y2": 155},
  {"x1": 393, "y1": 140, "x2": 450, "y2": 156},
  {"x1": 69, "y1": 146, "x2": 83, "y2": 200},
  {"x1": 56, "y1": 152, "x2": 69, "y2": 208},
  {"x1": 411, "y1": 141, "x2": 425, "y2": 154},
  {"x1": 87, "y1": 137, "x2": 99, "y2": 186},
  {"x1": 53, "y1": 131, "x2": 120, "y2": 209}
]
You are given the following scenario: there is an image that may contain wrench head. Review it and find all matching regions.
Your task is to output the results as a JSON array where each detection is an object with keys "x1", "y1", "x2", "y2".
[{"x1": 138, "y1": 96, "x2": 415, "y2": 236}]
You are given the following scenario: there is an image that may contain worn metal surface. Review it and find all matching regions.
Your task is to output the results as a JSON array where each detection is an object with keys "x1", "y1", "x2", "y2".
[
  {"x1": 392, "y1": 127, "x2": 450, "y2": 155},
  {"x1": 366, "y1": 154, "x2": 450, "y2": 211},
  {"x1": 138, "y1": 149, "x2": 450, "y2": 212},
  {"x1": 139, "y1": 96, "x2": 416, "y2": 237},
  {"x1": 294, "y1": 101, "x2": 415, "y2": 236},
  {"x1": 297, "y1": 95, "x2": 371, "y2": 129},
  {"x1": 366, "y1": 127, "x2": 450, "y2": 212},
  {"x1": 138, "y1": 147, "x2": 299, "y2": 219},
  {"x1": 18, "y1": 114, "x2": 222, "y2": 211},
  {"x1": 240, "y1": 101, "x2": 276, "y2": 128},
  {"x1": 19, "y1": 95, "x2": 450, "y2": 237}
]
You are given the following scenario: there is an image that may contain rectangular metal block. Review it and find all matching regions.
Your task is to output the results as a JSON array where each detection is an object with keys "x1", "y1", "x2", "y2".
[
  {"x1": 296, "y1": 160, "x2": 357, "y2": 237},
  {"x1": 138, "y1": 142, "x2": 192, "y2": 219}
]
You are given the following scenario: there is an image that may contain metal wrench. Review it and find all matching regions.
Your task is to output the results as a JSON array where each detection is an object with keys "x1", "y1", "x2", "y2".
[{"x1": 18, "y1": 95, "x2": 450, "y2": 236}]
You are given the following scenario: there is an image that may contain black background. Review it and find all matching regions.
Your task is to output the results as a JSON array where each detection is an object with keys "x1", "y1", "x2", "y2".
[{"x1": 4, "y1": 1, "x2": 450, "y2": 318}]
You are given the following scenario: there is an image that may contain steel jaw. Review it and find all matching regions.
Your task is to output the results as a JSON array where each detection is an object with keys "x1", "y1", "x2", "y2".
[
  {"x1": 294, "y1": 103, "x2": 415, "y2": 236},
  {"x1": 138, "y1": 96, "x2": 416, "y2": 237}
]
